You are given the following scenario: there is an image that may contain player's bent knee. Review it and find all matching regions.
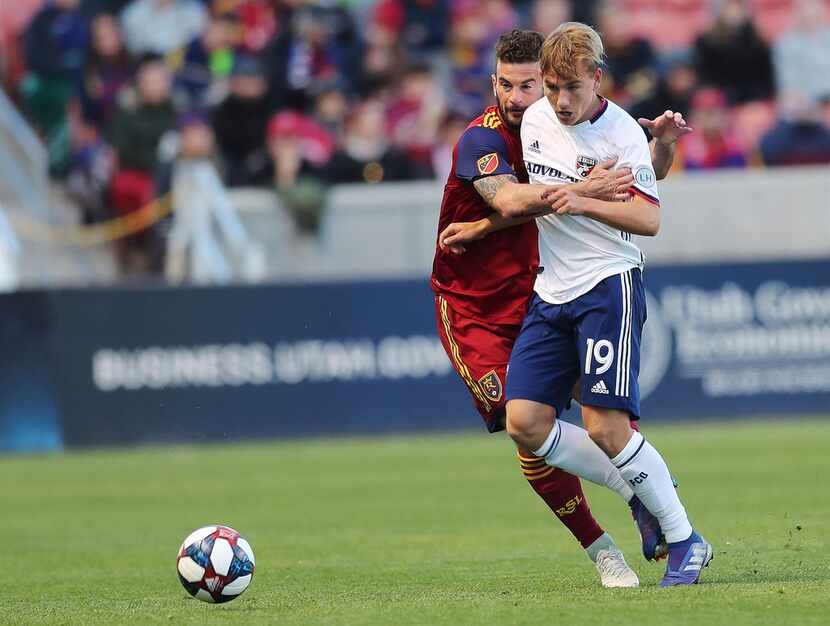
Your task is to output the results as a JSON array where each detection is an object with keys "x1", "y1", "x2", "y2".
[
  {"x1": 582, "y1": 406, "x2": 633, "y2": 456},
  {"x1": 505, "y1": 399, "x2": 556, "y2": 450},
  {"x1": 585, "y1": 421, "x2": 616, "y2": 455}
]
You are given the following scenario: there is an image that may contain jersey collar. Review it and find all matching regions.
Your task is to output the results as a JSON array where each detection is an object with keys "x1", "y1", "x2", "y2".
[
  {"x1": 589, "y1": 96, "x2": 608, "y2": 124},
  {"x1": 547, "y1": 95, "x2": 608, "y2": 128}
]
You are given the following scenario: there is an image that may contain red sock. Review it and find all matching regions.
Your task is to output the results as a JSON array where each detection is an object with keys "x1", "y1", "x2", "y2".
[{"x1": 519, "y1": 453, "x2": 604, "y2": 549}]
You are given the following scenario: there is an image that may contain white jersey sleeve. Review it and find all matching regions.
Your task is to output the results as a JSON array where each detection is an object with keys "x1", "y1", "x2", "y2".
[{"x1": 618, "y1": 119, "x2": 660, "y2": 206}]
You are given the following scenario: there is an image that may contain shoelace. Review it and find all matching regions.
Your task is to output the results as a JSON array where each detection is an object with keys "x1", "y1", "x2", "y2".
[{"x1": 596, "y1": 551, "x2": 632, "y2": 579}]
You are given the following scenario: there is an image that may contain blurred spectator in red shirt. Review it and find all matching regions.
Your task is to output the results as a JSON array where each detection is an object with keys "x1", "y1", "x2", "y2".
[
  {"x1": 211, "y1": 55, "x2": 273, "y2": 187},
  {"x1": 681, "y1": 87, "x2": 747, "y2": 170},
  {"x1": 120, "y1": 0, "x2": 207, "y2": 57},
  {"x1": 595, "y1": 1, "x2": 657, "y2": 108},
  {"x1": 693, "y1": 0, "x2": 774, "y2": 104},
  {"x1": 773, "y1": 0, "x2": 830, "y2": 105},
  {"x1": 107, "y1": 55, "x2": 177, "y2": 273},
  {"x1": 760, "y1": 92, "x2": 830, "y2": 166},
  {"x1": 227, "y1": 0, "x2": 278, "y2": 53}
]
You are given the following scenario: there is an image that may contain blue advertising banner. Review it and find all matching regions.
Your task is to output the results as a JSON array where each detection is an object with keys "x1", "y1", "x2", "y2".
[
  {"x1": 638, "y1": 260, "x2": 830, "y2": 417},
  {"x1": 50, "y1": 280, "x2": 470, "y2": 448},
  {"x1": 1, "y1": 259, "x2": 828, "y2": 452}
]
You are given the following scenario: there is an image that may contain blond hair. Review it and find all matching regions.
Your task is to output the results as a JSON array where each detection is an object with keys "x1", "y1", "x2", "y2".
[{"x1": 539, "y1": 22, "x2": 605, "y2": 80}]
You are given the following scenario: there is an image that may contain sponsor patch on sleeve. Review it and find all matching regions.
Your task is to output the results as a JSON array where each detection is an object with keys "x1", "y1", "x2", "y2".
[
  {"x1": 476, "y1": 152, "x2": 500, "y2": 176},
  {"x1": 635, "y1": 166, "x2": 656, "y2": 187}
]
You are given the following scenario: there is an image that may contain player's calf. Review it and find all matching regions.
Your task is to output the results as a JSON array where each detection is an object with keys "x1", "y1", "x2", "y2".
[{"x1": 518, "y1": 452, "x2": 603, "y2": 549}]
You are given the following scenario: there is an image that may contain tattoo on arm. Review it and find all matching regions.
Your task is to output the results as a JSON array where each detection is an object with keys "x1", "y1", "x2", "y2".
[{"x1": 473, "y1": 174, "x2": 518, "y2": 207}]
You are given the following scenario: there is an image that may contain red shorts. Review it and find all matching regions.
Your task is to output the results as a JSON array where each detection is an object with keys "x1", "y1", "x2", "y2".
[{"x1": 435, "y1": 294, "x2": 520, "y2": 432}]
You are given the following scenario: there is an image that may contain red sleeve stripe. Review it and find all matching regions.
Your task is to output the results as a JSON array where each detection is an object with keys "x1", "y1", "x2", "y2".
[{"x1": 629, "y1": 186, "x2": 660, "y2": 206}]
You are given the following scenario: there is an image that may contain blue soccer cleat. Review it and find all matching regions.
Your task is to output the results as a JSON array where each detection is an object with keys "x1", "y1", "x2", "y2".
[
  {"x1": 629, "y1": 495, "x2": 668, "y2": 561},
  {"x1": 660, "y1": 532, "x2": 713, "y2": 587}
]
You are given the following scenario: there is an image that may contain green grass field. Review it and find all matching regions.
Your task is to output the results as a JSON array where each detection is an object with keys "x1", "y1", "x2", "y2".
[{"x1": 1, "y1": 419, "x2": 827, "y2": 625}]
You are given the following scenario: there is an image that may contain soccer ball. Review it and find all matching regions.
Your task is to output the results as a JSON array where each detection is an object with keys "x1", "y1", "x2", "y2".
[{"x1": 176, "y1": 525, "x2": 255, "y2": 603}]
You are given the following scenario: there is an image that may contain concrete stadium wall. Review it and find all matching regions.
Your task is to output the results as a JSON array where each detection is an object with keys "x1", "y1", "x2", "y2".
[{"x1": 235, "y1": 166, "x2": 830, "y2": 282}]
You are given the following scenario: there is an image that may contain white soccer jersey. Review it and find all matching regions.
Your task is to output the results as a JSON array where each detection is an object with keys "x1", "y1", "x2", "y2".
[{"x1": 521, "y1": 96, "x2": 660, "y2": 304}]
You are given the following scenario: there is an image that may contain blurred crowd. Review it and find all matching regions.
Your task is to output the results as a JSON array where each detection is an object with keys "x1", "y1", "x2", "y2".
[{"x1": 2, "y1": 0, "x2": 830, "y2": 229}]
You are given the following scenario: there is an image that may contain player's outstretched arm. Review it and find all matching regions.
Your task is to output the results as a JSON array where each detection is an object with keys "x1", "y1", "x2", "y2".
[
  {"x1": 641, "y1": 110, "x2": 693, "y2": 180},
  {"x1": 472, "y1": 174, "x2": 559, "y2": 218},
  {"x1": 441, "y1": 163, "x2": 636, "y2": 253},
  {"x1": 547, "y1": 191, "x2": 660, "y2": 236},
  {"x1": 479, "y1": 164, "x2": 633, "y2": 219},
  {"x1": 439, "y1": 213, "x2": 533, "y2": 254}
]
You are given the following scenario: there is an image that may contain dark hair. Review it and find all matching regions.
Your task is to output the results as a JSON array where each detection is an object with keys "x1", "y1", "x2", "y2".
[{"x1": 495, "y1": 29, "x2": 544, "y2": 65}]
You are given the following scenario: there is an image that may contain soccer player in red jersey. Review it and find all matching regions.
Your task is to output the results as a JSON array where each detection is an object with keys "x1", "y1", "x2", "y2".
[{"x1": 431, "y1": 29, "x2": 690, "y2": 587}]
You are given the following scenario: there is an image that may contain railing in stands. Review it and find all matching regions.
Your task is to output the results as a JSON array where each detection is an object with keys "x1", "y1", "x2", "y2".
[
  {"x1": 0, "y1": 85, "x2": 49, "y2": 218},
  {"x1": 166, "y1": 159, "x2": 266, "y2": 284}
]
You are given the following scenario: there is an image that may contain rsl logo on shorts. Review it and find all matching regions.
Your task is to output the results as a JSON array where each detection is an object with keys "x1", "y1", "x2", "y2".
[
  {"x1": 477, "y1": 153, "x2": 500, "y2": 176},
  {"x1": 477, "y1": 370, "x2": 503, "y2": 402},
  {"x1": 575, "y1": 154, "x2": 597, "y2": 178}
]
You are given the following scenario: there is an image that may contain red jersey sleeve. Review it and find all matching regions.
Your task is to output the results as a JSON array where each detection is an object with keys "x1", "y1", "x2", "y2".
[{"x1": 454, "y1": 126, "x2": 517, "y2": 182}]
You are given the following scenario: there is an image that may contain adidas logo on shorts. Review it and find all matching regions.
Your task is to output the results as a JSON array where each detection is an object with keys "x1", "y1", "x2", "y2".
[
  {"x1": 528, "y1": 140, "x2": 541, "y2": 154},
  {"x1": 591, "y1": 380, "x2": 610, "y2": 395}
]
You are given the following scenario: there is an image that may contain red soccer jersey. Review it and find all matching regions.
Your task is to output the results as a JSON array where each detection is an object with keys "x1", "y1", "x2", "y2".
[{"x1": 430, "y1": 106, "x2": 539, "y2": 325}]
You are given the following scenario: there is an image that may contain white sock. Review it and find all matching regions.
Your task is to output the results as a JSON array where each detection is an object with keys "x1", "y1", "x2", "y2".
[
  {"x1": 533, "y1": 420, "x2": 634, "y2": 503},
  {"x1": 611, "y1": 431, "x2": 693, "y2": 543}
]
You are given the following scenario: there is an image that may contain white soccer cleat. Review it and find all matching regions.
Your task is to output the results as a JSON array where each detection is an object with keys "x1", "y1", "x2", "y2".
[{"x1": 594, "y1": 548, "x2": 640, "y2": 588}]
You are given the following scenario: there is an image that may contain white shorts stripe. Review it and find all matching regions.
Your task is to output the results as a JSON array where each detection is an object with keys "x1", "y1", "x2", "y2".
[
  {"x1": 615, "y1": 271, "x2": 631, "y2": 396},
  {"x1": 623, "y1": 271, "x2": 634, "y2": 397}
]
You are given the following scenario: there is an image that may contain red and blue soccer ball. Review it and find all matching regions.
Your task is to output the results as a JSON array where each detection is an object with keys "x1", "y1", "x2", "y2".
[{"x1": 176, "y1": 525, "x2": 256, "y2": 603}]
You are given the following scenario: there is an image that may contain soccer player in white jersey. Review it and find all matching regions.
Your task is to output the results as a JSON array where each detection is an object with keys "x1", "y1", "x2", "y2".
[{"x1": 499, "y1": 22, "x2": 713, "y2": 586}]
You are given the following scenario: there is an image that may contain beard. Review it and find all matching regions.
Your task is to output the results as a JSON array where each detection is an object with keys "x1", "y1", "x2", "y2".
[{"x1": 498, "y1": 101, "x2": 525, "y2": 129}]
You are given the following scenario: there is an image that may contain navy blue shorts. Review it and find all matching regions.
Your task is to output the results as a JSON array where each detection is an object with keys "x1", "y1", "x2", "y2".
[{"x1": 506, "y1": 269, "x2": 645, "y2": 420}]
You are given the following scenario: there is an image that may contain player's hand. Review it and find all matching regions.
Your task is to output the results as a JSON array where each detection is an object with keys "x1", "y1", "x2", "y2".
[
  {"x1": 439, "y1": 220, "x2": 488, "y2": 254},
  {"x1": 581, "y1": 158, "x2": 633, "y2": 202},
  {"x1": 548, "y1": 188, "x2": 588, "y2": 216},
  {"x1": 638, "y1": 110, "x2": 693, "y2": 145}
]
